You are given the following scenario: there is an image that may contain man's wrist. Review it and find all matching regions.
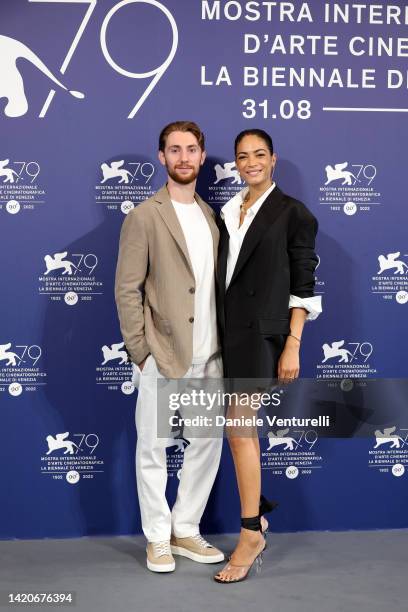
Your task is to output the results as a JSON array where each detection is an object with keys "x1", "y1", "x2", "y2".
[
  {"x1": 138, "y1": 354, "x2": 150, "y2": 367},
  {"x1": 124, "y1": 339, "x2": 149, "y2": 365}
]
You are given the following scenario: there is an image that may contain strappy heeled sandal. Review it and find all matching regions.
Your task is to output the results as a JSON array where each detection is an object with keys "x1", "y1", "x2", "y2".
[{"x1": 213, "y1": 516, "x2": 266, "y2": 584}]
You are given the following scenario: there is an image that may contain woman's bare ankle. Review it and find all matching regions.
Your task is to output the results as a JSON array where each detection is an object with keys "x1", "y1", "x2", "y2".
[{"x1": 240, "y1": 527, "x2": 264, "y2": 542}]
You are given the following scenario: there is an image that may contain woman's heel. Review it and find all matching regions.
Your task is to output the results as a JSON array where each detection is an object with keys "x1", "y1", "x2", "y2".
[{"x1": 254, "y1": 549, "x2": 264, "y2": 574}]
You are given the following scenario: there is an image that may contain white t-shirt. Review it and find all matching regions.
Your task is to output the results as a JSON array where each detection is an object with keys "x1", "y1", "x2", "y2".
[{"x1": 172, "y1": 199, "x2": 218, "y2": 363}]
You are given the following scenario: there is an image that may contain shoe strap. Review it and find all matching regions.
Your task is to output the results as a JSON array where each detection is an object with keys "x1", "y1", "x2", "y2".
[
  {"x1": 225, "y1": 561, "x2": 251, "y2": 569},
  {"x1": 241, "y1": 515, "x2": 261, "y2": 531},
  {"x1": 225, "y1": 546, "x2": 265, "y2": 570}
]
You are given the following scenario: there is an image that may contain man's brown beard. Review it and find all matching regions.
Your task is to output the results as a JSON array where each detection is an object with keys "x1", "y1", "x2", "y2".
[{"x1": 167, "y1": 165, "x2": 199, "y2": 185}]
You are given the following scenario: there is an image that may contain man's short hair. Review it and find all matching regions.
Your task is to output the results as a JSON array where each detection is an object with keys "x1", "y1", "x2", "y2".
[{"x1": 159, "y1": 121, "x2": 205, "y2": 152}]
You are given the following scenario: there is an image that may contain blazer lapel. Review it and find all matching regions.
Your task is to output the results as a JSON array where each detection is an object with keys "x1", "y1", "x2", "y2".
[
  {"x1": 228, "y1": 186, "x2": 286, "y2": 289},
  {"x1": 217, "y1": 220, "x2": 229, "y2": 294},
  {"x1": 155, "y1": 185, "x2": 194, "y2": 277}
]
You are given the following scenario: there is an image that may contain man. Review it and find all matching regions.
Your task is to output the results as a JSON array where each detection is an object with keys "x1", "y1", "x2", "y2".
[{"x1": 115, "y1": 121, "x2": 224, "y2": 573}]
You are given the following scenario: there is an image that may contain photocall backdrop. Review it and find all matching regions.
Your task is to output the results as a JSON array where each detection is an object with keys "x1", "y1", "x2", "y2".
[{"x1": 1, "y1": 0, "x2": 408, "y2": 539}]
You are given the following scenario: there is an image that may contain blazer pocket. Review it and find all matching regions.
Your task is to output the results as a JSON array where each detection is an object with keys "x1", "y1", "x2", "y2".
[
  {"x1": 154, "y1": 318, "x2": 174, "y2": 354},
  {"x1": 258, "y1": 318, "x2": 290, "y2": 336}
]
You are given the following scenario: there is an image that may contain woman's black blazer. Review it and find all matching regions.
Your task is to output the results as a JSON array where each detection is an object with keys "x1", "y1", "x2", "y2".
[{"x1": 216, "y1": 185, "x2": 318, "y2": 378}]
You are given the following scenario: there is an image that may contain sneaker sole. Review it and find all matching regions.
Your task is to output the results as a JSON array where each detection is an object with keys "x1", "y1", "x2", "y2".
[
  {"x1": 170, "y1": 545, "x2": 224, "y2": 564},
  {"x1": 146, "y1": 559, "x2": 175, "y2": 573}
]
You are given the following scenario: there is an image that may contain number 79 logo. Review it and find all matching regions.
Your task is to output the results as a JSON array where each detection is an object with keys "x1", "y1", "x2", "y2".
[{"x1": 29, "y1": 0, "x2": 178, "y2": 118}]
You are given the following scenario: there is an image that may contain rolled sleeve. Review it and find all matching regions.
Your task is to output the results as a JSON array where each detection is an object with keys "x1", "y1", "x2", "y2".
[{"x1": 289, "y1": 294, "x2": 322, "y2": 321}]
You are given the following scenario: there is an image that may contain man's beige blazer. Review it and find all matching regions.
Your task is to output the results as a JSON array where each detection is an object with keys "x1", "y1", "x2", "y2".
[{"x1": 115, "y1": 184, "x2": 219, "y2": 378}]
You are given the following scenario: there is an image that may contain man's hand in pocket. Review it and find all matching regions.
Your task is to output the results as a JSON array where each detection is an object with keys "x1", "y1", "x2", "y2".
[{"x1": 138, "y1": 355, "x2": 150, "y2": 371}]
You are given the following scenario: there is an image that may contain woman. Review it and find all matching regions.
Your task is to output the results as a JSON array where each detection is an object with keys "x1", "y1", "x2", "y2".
[{"x1": 214, "y1": 129, "x2": 321, "y2": 583}]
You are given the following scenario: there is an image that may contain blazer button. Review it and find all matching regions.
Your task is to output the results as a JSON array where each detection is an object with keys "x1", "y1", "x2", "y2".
[
  {"x1": 248, "y1": 289, "x2": 255, "y2": 296},
  {"x1": 246, "y1": 321, "x2": 253, "y2": 328},
  {"x1": 189, "y1": 287, "x2": 195, "y2": 294},
  {"x1": 189, "y1": 317, "x2": 194, "y2": 323}
]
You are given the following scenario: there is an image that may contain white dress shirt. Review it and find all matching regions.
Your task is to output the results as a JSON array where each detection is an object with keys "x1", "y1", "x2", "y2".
[
  {"x1": 172, "y1": 199, "x2": 219, "y2": 362},
  {"x1": 220, "y1": 184, "x2": 322, "y2": 321}
]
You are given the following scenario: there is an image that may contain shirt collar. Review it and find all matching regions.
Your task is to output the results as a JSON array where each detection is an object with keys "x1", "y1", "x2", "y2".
[{"x1": 220, "y1": 183, "x2": 276, "y2": 221}]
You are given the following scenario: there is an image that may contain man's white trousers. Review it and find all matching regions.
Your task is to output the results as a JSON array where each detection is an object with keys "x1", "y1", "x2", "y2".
[{"x1": 134, "y1": 354, "x2": 223, "y2": 543}]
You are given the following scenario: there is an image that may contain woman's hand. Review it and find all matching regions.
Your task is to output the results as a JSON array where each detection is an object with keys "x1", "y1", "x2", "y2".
[{"x1": 277, "y1": 337, "x2": 300, "y2": 383}]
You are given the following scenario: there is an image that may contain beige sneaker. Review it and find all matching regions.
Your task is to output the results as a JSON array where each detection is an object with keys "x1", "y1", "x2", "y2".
[
  {"x1": 170, "y1": 534, "x2": 224, "y2": 564},
  {"x1": 146, "y1": 541, "x2": 175, "y2": 573}
]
